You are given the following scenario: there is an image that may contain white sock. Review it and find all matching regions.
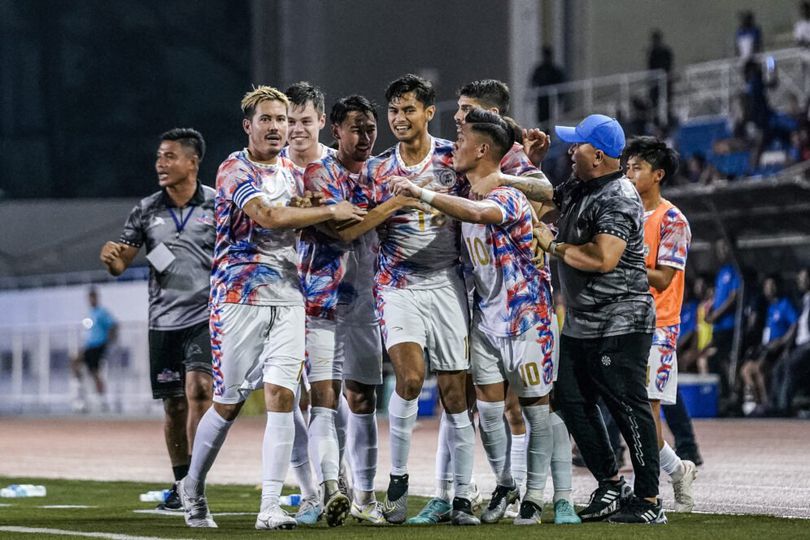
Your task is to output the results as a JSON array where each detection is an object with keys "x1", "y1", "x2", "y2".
[
  {"x1": 447, "y1": 411, "x2": 474, "y2": 500},
  {"x1": 261, "y1": 411, "x2": 294, "y2": 510},
  {"x1": 291, "y1": 404, "x2": 318, "y2": 500},
  {"x1": 523, "y1": 404, "x2": 552, "y2": 504},
  {"x1": 550, "y1": 411, "x2": 573, "y2": 504},
  {"x1": 660, "y1": 441, "x2": 685, "y2": 481},
  {"x1": 186, "y1": 407, "x2": 233, "y2": 495},
  {"x1": 347, "y1": 410, "x2": 378, "y2": 493},
  {"x1": 388, "y1": 392, "x2": 418, "y2": 476},
  {"x1": 337, "y1": 394, "x2": 349, "y2": 462},
  {"x1": 510, "y1": 432, "x2": 528, "y2": 494},
  {"x1": 434, "y1": 411, "x2": 454, "y2": 500},
  {"x1": 308, "y1": 406, "x2": 340, "y2": 483},
  {"x1": 477, "y1": 400, "x2": 513, "y2": 487}
]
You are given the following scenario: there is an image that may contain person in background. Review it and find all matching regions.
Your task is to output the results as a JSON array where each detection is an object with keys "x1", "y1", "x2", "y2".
[
  {"x1": 70, "y1": 288, "x2": 117, "y2": 414},
  {"x1": 647, "y1": 29, "x2": 673, "y2": 113},
  {"x1": 530, "y1": 46, "x2": 566, "y2": 126},
  {"x1": 771, "y1": 268, "x2": 810, "y2": 416},
  {"x1": 735, "y1": 11, "x2": 762, "y2": 60},
  {"x1": 705, "y1": 238, "x2": 740, "y2": 404},
  {"x1": 794, "y1": 1, "x2": 810, "y2": 47}
]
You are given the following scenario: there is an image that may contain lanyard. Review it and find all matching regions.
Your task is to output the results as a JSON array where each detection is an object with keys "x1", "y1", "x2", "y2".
[{"x1": 168, "y1": 206, "x2": 196, "y2": 237}]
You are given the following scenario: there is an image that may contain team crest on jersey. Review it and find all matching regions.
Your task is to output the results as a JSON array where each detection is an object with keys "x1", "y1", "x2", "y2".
[{"x1": 436, "y1": 168, "x2": 456, "y2": 187}]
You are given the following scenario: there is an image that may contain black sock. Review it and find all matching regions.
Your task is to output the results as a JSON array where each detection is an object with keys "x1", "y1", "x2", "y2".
[
  {"x1": 387, "y1": 473, "x2": 408, "y2": 500},
  {"x1": 173, "y1": 463, "x2": 190, "y2": 482}
]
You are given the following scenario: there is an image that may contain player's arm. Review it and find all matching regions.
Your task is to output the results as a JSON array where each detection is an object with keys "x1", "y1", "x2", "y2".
[
  {"x1": 497, "y1": 173, "x2": 555, "y2": 205},
  {"x1": 243, "y1": 196, "x2": 365, "y2": 230},
  {"x1": 323, "y1": 195, "x2": 415, "y2": 242},
  {"x1": 100, "y1": 241, "x2": 139, "y2": 276},
  {"x1": 535, "y1": 224, "x2": 626, "y2": 273},
  {"x1": 390, "y1": 177, "x2": 502, "y2": 225},
  {"x1": 648, "y1": 265, "x2": 679, "y2": 293}
]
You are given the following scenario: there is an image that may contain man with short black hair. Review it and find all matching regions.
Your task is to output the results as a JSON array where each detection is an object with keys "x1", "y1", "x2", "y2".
[{"x1": 100, "y1": 127, "x2": 213, "y2": 512}]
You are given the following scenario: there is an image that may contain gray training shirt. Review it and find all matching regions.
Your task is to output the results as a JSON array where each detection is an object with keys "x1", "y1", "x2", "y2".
[
  {"x1": 553, "y1": 171, "x2": 655, "y2": 339},
  {"x1": 120, "y1": 182, "x2": 216, "y2": 331}
]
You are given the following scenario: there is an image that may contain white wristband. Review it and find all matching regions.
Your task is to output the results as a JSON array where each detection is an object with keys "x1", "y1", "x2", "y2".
[{"x1": 420, "y1": 188, "x2": 436, "y2": 204}]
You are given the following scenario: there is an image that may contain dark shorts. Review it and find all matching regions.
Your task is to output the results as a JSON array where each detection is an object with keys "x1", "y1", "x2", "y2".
[
  {"x1": 83, "y1": 345, "x2": 107, "y2": 372},
  {"x1": 149, "y1": 321, "x2": 213, "y2": 400}
]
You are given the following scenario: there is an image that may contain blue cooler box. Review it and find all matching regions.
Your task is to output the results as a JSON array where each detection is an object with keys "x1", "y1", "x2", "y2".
[{"x1": 678, "y1": 373, "x2": 720, "y2": 418}]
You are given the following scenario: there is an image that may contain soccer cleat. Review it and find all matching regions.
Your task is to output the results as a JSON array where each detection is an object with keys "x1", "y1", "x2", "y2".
[
  {"x1": 504, "y1": 499, "x2": 520, "y2": 519},
  {"x1": 553, "y1": 499, "x2": 581, "y2": 524},
  {"x1": 578, "y1": 477, "x2": 633, "y2": 522},
  {"x1": 382, "y1": 474, "x2": 409, "y2": 524},
  {"x1": 295, "y1": 495, "x2": 322, "y2": 525},
  {"x1": 451, "y1": 497, "x2": 481, "y2": 526},
  {"x1": 324, "y1": 490, "x2": 351, "y2": 527},
  {"x1": 156, "y1": 482, "x2": 182, "y2": 511},
  {"x1": 256, "y1": 505, "x2": 297, "y2": 530},
  {"x1": 178, "y1": 478, "x2": 217, "y2": 528},
  {"x1": 480, "y1": 484, "x2": 520, "y2": 524},
  {"x1": 338, "y1": 464, "x2": 353, "y2": 503},
  {"x1": 351, "y1": 500, "x2": 387, "y2": 525},
  {"x1": 406, "y1": 497, "x2": 452, "y2": 525},
  {"x1": 607, "y1": 497, "x2": 667, "y2": 524},
  {"x1": 513, "y1": 499, "x2": 543, "y2": 525},
  {"x1": 470, "y1": 479, "x2": 484, "y2": 513},
  {"x1": 672, "y1": 460, "x2": 698, "y2": 512}
]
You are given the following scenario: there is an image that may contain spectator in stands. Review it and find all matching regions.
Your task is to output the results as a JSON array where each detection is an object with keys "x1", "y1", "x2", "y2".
[
  {"x1": 795, "y1": 1, "x2": 810, "y2": 47},
  {"x1": 771, "y1": 268, "x2": 810, "y2": 416},
  {"x1": 647, "y1": 29, "x2": 674, "y2": 113},
  {"x1": 679, "y1": 153, "x2": 721, "y2": 185},
  {"x1": 735, "y1": 11, "x2": 762, "y2": 60},
  {"x1": 705, "y1": 238, "x2": 740, "y2": 405},
  {"x1": 739, "y1": 275, "x2": 798, "y2": 416},
  {"x1": 530, "y1": 45, "x2": 566, "y2": 125},
  {"x1": 70, "y1": 288, "x2": 117, "y2": 413},
  {"x1": 741, "y1": 59, "x2": 782, "y2": 170}
]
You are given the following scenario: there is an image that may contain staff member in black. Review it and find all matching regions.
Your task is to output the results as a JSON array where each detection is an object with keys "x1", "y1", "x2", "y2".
[{"x1": 534, "y1": 115, "x2": 664, "y2": 524}]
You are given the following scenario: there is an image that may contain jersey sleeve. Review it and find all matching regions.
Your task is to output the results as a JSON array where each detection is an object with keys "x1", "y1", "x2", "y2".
[
  {"x1": 593, "y1": 195, "x2": 640, "y2": 242},
  {"x1": 486, "y1": 188, "x2": 523, "y2": 225},
  {"x1": 657, "y1": 208, "x2": 691, "y2": 271},
  {"x1": 304, "y1": 162, "x2": 343, "y2": 205},
  {"x1": 218, "y1": 158, "x2": 263, "y2": 209},
  {"x1": 119, "y1": 203, "x2": 145, "y2": 248},
  {"x1": 500, "y1": 144, "x2": 541, "y2": 177}
]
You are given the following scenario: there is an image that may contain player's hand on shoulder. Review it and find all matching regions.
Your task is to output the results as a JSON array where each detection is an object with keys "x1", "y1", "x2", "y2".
[{"x1": 331, "y1": 200, "x2": 366, "y2": 222}]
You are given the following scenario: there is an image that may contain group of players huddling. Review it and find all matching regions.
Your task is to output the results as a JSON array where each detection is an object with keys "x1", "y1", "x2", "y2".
[{"x1": 113, "y1": 74, "x2": 698, "y2": 529}]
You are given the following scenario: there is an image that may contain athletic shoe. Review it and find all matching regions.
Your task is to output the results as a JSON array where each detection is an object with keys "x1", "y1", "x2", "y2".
[
  {"x1": 470, "y1": 479, "x2": 484, "y2": 513},
  {"x1": 156, "y1": 482, "x2": 182, "y2": 511},
  {"x1": 513, "y1": 499, "x2": 543, "y2": 525},
  {"x1": 351, "y1": 500, "x2": 387, "y2": 525},
  {"x1": 553, "y1": 499, "x2": 581, "y2": 524},
  {"x1": 578, "y1": 477, "x2": 633, "y2": 522},
  {"x1": 480, "y1": 484, "x2": 519, "y2": 524},
  {"x1": 451, "y1": 497, "x2": 481, "y2": 526},
  {"x1": 406, "y1": 497, "x2": 452, "y2": 525},
  {"x1": 324, "y1": 490, "x2": 351, "y2": 527},
  {"x1": 672, "y1": 460, "x2": 698, "y2": 512},
  {"x1": 382, "y1": 474, "x2": 408, "y2": 524},
  {"x1": 178, "y1": 478, "x2": 217, "y2": 528},
  {"x1": 504, "y1": 499, "x2": 520, "y2": 519},
  {"x1": 256, "y1": 505, "x2": 297, "y2": 530},
  {"x1": 338, "y1": 464, "x2": 353, "y2": 503},
  {"x1": 607, "y1": 497, "x2": 667, "y2": 524},
  {"x1": 295, "y1": 495, "x2": 322, "y2": 525}
]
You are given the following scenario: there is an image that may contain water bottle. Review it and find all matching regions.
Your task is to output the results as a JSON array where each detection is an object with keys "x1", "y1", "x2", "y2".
[
  {"x1": 139, "y1": 489, "x2": 171, "y2": 502},
  {"x1": 0, "y1": 484, "x2": 47, "y2": 498},
  {"x1": 279, "y1": 493, "x2": 302, "y2": 507}
]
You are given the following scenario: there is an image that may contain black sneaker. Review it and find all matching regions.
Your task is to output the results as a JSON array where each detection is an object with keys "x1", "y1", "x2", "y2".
[
  {"x1": 156, "y1": 482, "x2": 182, "y2": 511},
  {"x1": 608, "y1": 497, "x2": 667, "y2": 524},
  {"x1": 578, "y1": 477, "x2": 633, "y2": 522}
]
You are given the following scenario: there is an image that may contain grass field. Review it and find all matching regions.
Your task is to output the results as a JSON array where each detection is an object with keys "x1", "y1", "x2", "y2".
[{"x1": 0, "y1": 476, "x2": 807, "y2": 539}]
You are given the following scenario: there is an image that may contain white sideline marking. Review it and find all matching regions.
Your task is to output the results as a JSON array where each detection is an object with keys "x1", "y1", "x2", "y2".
[
  {"x1": 0, "y1": 503, "x2": 12, "y2": 507},
  {"x1": 0, "y1": 526, "x2": 194, "y2": 540},
  {"x1": 132, "y1": 509, "x2": 254, "y2": 517},
  {"x1": 38, "y1": 505, "x2": 98, "y2": 509}
]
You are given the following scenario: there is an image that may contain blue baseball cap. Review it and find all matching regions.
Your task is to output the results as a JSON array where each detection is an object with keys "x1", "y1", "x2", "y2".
[{"x1": 554, "y1": 114, "x2": 626, "y2": 158}]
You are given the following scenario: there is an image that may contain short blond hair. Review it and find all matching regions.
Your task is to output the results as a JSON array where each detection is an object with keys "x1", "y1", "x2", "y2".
[{"x1": 241, "y1": 85, "x2": 289, "y2": 120}]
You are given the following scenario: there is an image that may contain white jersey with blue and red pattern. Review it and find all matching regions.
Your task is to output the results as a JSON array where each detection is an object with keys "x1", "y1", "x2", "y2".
[
  {"x1": 366, "y1": 136, "x2": 465, "y2": 289},
  {"x1": 299, "y1": 154, "x2": 378, "y2": 321},
  {"x1": 462, "y1": 186, "x2": 552, "y2": 337},
  {"x1": 210, "y1": 149, "x2": 304, "y2": 307}
]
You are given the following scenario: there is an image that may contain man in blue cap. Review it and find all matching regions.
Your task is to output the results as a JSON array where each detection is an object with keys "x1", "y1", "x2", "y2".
[{"x1": 532, "y1": 115, "x2": 665, "y2": 524}]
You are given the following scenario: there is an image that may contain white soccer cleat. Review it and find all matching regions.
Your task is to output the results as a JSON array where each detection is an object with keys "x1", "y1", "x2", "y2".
[
  {"x1": 350, "y1": 500, "x2": 387, "y2": 525},
  {"x1": 256, "y1": 504, "x2": 297, "y2": 530},
  {"x1": 470, "y1": 479, "x2": 484, "y2": 513},
  {"x1": 178, "y1": 478, "x2": 217, "y2": 528},
  {"x1": 673, "y1": 459, "x2": 698, "y2": 512}
]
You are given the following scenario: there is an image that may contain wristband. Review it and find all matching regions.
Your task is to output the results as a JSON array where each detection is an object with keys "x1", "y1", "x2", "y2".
[
  {"x1": 420, "y1": 188, "x2": 436, "y2": 204},
  {"x1": 549, "y1": 241, "x2": 559, "y2": 256}
]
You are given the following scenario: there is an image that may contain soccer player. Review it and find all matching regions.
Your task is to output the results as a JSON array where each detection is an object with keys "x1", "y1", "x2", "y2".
[
  {"x1": 300, "y1": 94, "x2": 417, "y2": 525},
  {"x1": 624, "y1": 136, "x2": 698, "y2": 512},
  {"x1": 178, "y1": 86, "x2": 365, "y2": 530},
  {"x1": 365, "y1": 73, "x2": 478, "y2": 525},
  {"x1": 100, "y1": 128, "x2": 214, "y2": 511},
  {"x1": 390, "y1": 108, "x2": 556, "y2": 525},
  {"x1": 69, "y1": 288, "x2": 117, "y2": 413}
]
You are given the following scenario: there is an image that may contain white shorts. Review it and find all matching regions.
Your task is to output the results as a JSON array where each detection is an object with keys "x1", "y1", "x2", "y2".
[
  {"x1": 306, "y1": 315, "x2": 383, "y2": 385},
  {"x1": 210, "y1": 303, "x2": 305, "y2": 404},
  {"x1": 470, "y1": 311, "x2": 555, "y2": 398},
  {"x1": 646, "y1": 325, "x2": 679, "y2": 405},
  {"x1": 377, "y1": 278, "x2": 470, "y2": 372}
]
